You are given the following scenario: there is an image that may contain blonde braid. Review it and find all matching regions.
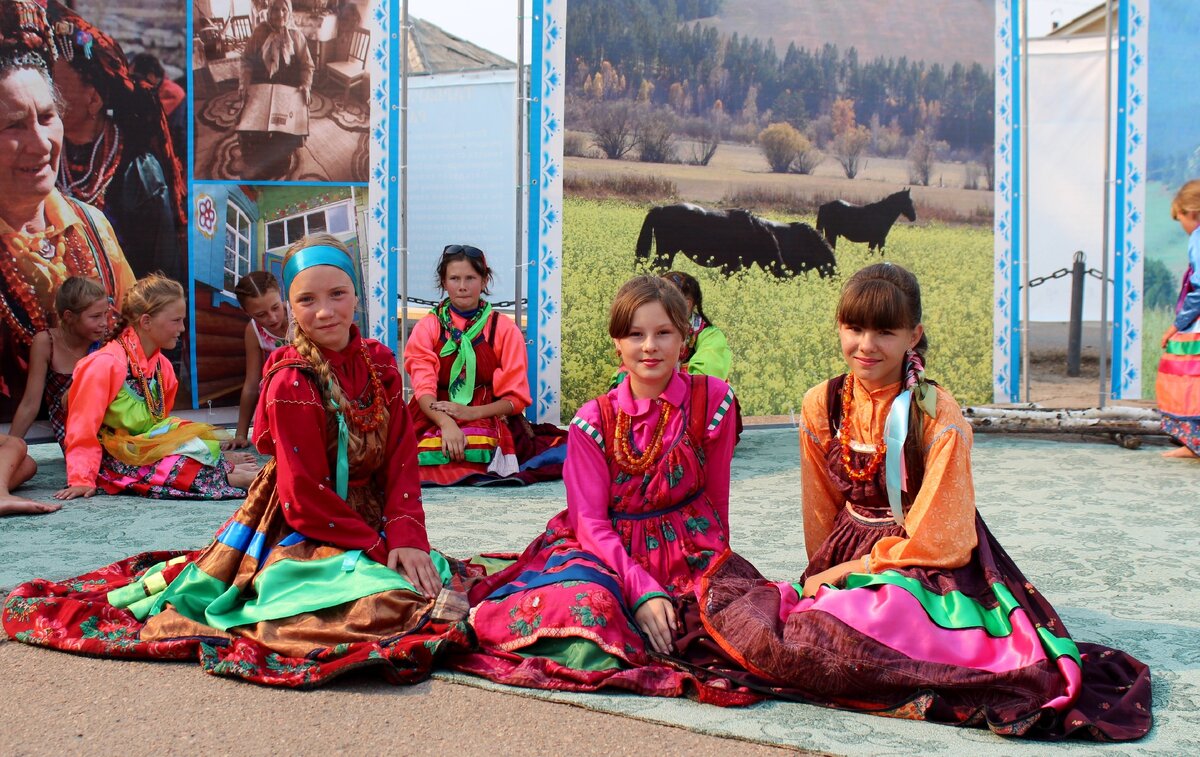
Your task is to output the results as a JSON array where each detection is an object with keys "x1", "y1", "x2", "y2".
[{"x1": 292, "y1": 327, "x2": 368, "y2": 459}]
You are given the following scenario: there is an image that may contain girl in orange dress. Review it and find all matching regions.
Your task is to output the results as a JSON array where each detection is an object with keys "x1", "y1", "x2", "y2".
[{"x1": 699, "y1": 263, "x2": 1152, "y2": 739}]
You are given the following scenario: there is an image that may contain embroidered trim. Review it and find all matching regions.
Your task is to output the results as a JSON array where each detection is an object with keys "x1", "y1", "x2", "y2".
[
  {"x1": 570, "y1": 416, "x2": 604, "y2": 450},
  {"x1": 923, "y1": 423, "x2": 964, "y2": 453},
  {"x1": 706, "y1": 387, "x2": 735, "y2": 432}
]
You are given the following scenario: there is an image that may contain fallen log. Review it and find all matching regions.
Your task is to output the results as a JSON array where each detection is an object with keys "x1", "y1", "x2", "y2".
[{"x1": 962, "y1": 406, "x2": 1165, "y2": 449}]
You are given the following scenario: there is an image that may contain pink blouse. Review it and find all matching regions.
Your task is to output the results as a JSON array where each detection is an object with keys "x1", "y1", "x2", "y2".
[{"x1": 565, "y1": 372, "x2": 737, "y2": 608}]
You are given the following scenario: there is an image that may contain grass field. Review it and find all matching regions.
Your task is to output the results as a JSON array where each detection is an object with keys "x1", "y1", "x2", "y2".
[{"x1": 562, "y1": 197, "x2": 994, "y2": 415}]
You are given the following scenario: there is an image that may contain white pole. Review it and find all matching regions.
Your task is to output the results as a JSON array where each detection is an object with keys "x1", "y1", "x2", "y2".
[
  {"x1": 1099, "y1": 0, "x2": 1114, "y2": 408},
  {"x1": 400, "y1": 0, "x2": 410, "y2": 390},
  {"x1": 514, "y1": 0, "x2": 526, "y2": 334},
  {"x1": 1020, "y1": 0, "x2": 1030, "y2": 403}
]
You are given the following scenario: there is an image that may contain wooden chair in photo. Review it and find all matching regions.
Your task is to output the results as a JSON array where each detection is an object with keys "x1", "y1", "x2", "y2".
[
  {"x1": 225, "y1": 15, "x2": 253, "y2": 54},
  {"x1": 324, "y1": 27, "x2": 370, "y2": 102}
]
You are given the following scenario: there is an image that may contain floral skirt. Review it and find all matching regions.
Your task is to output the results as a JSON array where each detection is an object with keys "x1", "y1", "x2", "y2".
[
  {"x1": 2, "y1": 459, "x2": 477, "y2": 688},
  {"x1": 453, "y1": 509, "x2": 759, "y2": 705},
  {"x1": 699, "y1": 508, "x2": 1153, "y2": 740},
  {"x1": 97, "y1": 452, "x2": 245, "y2": 499}
]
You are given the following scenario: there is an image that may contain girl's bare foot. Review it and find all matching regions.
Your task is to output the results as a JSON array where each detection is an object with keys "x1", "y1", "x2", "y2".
[
  {"x1": 225, "y1": 451, "x2": 256, "y2": 466},
  {"x1": 1162, "y1": 446, "x2": 1199, "y2": 459},
  {"x1": 0, "y1": 496, "x2": 61, "y2": 516},
  {"x1": 228, "y1": 462, "x2": 261, "y2": 489}
]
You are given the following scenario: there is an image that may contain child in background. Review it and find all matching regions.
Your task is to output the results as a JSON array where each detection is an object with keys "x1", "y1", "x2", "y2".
[
  {"x1": 10, "y1": 277, "x2": 110, "y2": 446},
  {"x1": 661, "y1": 270, "x2": 731, "y2": 379},
  {"x1": 57, "y1": 274, "x2": 257, "y2": 500},
  {"x1": 229, "y1": 271, "x2": 290, "y2": 449}
]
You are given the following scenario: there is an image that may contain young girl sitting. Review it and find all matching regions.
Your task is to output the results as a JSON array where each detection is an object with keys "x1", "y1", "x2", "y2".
[
  {"x1": 3, "y1": 235, "x2": 475, "y2": 687},
  {"x1": 56, "y1": 274, "x2": 258, "y2": 500},
  {"x1": 698, "y1": 263, "x2": 1151, "y2": 739},
  {"x1": 455, "y1": 276, "x2": 755, "y2": 703},
  {"x1": 229, "y1": 271, "x2": 290, "y2": 449},
  {"x1": 610, "y1": 271, "x2": 731, "y2": 388},
  {"x1": 404, "y1": 244, "x2": 564, "y2": 486},
  {"x1": 10, "y1": 277, "x2": 110, "y2": 447}
]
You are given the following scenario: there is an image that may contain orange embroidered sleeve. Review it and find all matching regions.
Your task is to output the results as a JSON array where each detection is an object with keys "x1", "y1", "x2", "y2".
[
  {"x1": 867, "y1": 389, "x2": 978, "y2": 572},
  {"x1": 64, "y1": 347, "x2": 125, "y2": 487},
  {"x1": 800, "y1": 383, "x2": 845, "y2": 561}
]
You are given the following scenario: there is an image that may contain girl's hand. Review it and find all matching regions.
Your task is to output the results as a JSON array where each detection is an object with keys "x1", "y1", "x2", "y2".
[
  {"x1": 635, "y1": 597, "x2": 678, "y2": 655},
  {"x1": 221, "y1": 436, "x2": 251, "y2": 450},
  {"x1": 801, "y1": 559, "x2": 864, "y2": 598},
  {"x1": 1163, "y1": 326, "x2": 1179, "y2": 349},
  {"x1": 439, "y1": 424, "x2": 467, "y2": 461},
  {"x1": 387, "y1": 547, "x2": 443, "y2": 598},
  {"x1": 431, "y1": 400, "x2": 477, "y2": 421},
  {"x1": 54, "y1": 485, "x2": 97, "y2": 501}
]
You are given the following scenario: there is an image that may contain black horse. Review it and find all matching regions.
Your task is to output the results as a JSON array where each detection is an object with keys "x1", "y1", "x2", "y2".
[
  {"x1": 816, "y1": 188, "x2": 917, "y2": 251},
  {"x1": 634, "y1": 203, "x2": 836, "y2": 278}
]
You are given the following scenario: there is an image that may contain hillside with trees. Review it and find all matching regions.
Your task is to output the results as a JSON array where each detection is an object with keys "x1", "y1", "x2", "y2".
[{"x1": 565, "y1": 0, "x2": 994, "y2": 186}]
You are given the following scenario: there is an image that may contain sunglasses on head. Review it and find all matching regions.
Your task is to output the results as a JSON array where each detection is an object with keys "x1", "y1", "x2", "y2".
[{"x1": 442, "y1": 244, "x2": 484, "y2": 259}]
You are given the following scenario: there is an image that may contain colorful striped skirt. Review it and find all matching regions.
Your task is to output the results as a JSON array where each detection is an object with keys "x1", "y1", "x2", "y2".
[{"x1": 1157, "y1": 322, "x2": 1200, "y2": 453}]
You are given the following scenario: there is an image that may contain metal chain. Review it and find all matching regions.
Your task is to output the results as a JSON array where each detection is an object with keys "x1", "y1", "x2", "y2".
[
  {"x1": 1023, "y1": 268, "x2": 1070, "y2": 289},
  {"x1": 402, "y1": 296, "x2": 528, "y2": 308},
  {"x1": 1023, "y1": 267, "x2": 1113, "y2": 288}
]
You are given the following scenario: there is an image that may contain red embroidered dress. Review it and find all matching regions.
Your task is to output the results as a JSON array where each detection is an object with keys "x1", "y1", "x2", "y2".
[{"x1": 2, "y1": 328, "x2": 477, "y2": 687}]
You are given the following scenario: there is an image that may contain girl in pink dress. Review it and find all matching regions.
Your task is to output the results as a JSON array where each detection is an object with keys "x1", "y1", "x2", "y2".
[{"x1": 456, "y1": 276, "x2": 753, "y2": 704}]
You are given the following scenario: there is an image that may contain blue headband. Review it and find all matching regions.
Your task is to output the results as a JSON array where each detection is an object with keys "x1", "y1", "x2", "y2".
[{"x1": 283, "y1": 245, "x2": 359, "y2": 297}]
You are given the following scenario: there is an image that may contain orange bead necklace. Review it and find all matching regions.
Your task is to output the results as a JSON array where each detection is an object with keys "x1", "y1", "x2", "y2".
[
  {"x1": 837, "y1": 374, "x2": 887, "y2": 482},
  {"x1": 343, "y1": 342, "x2": 388, "y2": 433},
  {"x1": 613, "y1": 400, "x2": 673, "y2": 475}
]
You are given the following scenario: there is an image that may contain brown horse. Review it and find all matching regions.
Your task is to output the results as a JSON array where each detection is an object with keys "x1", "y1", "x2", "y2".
[
  {"x1": 816, "y1": 189, "x2": 916, "y2": 251},
  {"x1": 634, "y1": 203, "x2": 836, "y2": 278}
]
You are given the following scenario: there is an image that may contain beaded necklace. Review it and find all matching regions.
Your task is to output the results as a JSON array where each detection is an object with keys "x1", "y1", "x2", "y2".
[
  {"x1": 836, "y1": 374, "x2": 887, "y2": 482},
  {"x1": 58, "y1": 122, "x2": 123, "y2": 207},
  {"x1": 117, "y1": 332, "x2": 166, "y2": 421},
  {"x1": 342, "y1": 340, "x2": 388, "y2": 434},
  {"x1": 0, "y1": 226, "x2": 100, "y2": 346},
  {"x1": 613, "y1": 399, "x2": 673, "y2": 475}
]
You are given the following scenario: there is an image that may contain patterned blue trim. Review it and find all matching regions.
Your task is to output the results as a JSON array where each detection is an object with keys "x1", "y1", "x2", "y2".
[
  {"x1": 1112, "y1": 0, "x2": 1147, "y2": 399},
  {"x1": 380, "y1": 0, "x2": 398, "y2": 350},
  {"x1": 993, "y1": 0, "x2": 1019, "y2": 402},
  {"x1": 527, "y1": 0, "x2": 565, "y2": 423}
]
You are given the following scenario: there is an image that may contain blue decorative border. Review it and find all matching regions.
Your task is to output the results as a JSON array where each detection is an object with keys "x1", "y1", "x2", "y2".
[
  {"x1": 1112, "y1": 0, "x2": 1146, "y2": 399},
  {"x1": 993, "y1": 0, "x2": 1019, "y2": 402},
  {"x1": 374, "y1": 0, "x2": 395, "y2": 348},
  {"x1": 528, "y1": 0, "x2": 565, "y2": 423}
]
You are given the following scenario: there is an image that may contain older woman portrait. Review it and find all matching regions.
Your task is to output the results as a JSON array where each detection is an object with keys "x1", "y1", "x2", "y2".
[
  {"x1": 237, "y1": 0, "x2": 314, "y2": 180},
  {"x1": 0, "y1": 1, "x2": 135, "y2": 422},
  {"x1": 46, "y1": 0, "x2": 187, "y2": 283}
]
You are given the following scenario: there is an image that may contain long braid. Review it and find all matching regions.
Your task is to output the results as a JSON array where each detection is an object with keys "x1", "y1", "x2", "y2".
[{"x1": 292, "y1": 326, "x2": 388, "y2": 465}]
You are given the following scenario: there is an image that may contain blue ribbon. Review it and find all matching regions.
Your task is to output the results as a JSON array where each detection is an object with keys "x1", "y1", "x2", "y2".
[
  {"x1": 282, "y1": 245, "x2": 359, "y2": 297},
  {"x1": 882, "y1": 389, "x2": 912, "y2": 528},
  {"x1": 330, "y1": 378, "x2": 350, "y2": 499}
]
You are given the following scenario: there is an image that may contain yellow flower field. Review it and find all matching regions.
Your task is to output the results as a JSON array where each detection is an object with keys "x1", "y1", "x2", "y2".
[{"x1": 561, "y1": 198, "x2": 994, "y2": 416}]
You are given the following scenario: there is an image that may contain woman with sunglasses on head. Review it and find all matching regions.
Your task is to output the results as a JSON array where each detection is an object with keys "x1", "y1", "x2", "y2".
[{"x1": 403, "y1": 245, "x2": 565, "y2": 486}]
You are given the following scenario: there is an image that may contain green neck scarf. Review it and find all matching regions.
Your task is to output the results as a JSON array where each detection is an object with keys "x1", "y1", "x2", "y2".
[{"x1": 436, "y1": 299, "x2": 492, "y2": 405}]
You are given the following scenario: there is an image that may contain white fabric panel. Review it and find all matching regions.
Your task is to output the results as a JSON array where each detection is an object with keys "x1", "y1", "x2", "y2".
[{"x1": 1027, "y1": 35, "x2": 1112, "y2": 322}]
